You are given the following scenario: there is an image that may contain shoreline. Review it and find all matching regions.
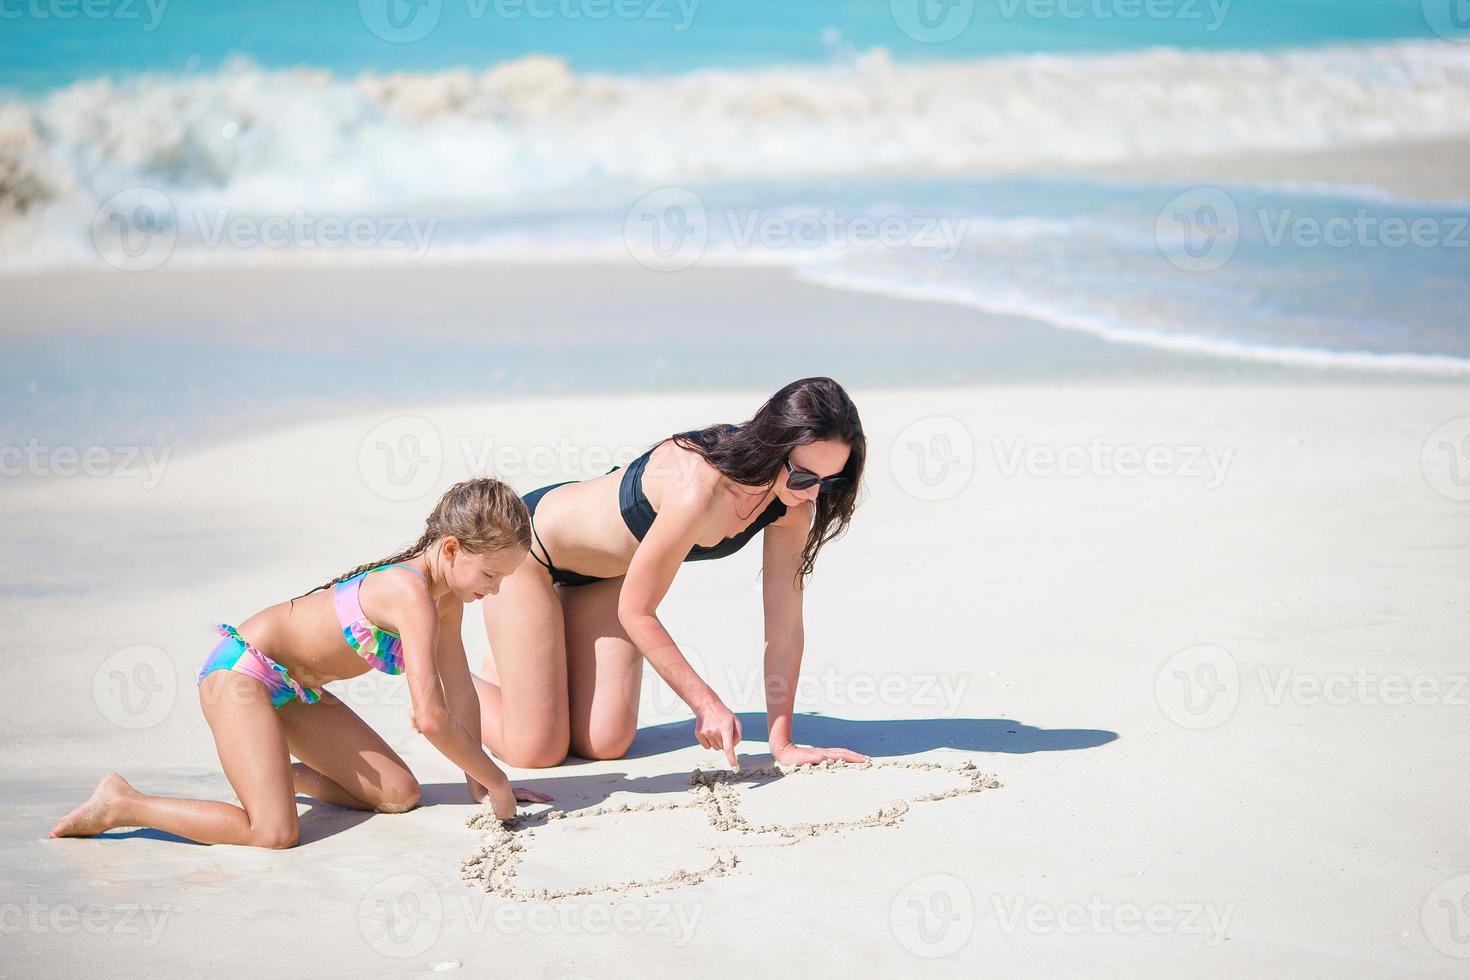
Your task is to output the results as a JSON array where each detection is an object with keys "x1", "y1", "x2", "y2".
[{"x1": 3, "y1": 259, "x2": 1466, "y2": 460}]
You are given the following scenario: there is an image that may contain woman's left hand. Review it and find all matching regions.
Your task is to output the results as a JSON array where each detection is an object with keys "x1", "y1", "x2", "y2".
[{"x1": 772, "y1": 743, "x2": 868, "y2": 766}]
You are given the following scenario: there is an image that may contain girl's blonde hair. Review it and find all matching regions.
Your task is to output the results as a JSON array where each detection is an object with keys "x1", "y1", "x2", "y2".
[{"x1": 309, "y1": 477, "x2": 530, "y2": 594}]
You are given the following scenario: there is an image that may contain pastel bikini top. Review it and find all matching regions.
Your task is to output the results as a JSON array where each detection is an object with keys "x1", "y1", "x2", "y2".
[{"x1": 332, "y1": 563, "x2": 425, "y2": 675}]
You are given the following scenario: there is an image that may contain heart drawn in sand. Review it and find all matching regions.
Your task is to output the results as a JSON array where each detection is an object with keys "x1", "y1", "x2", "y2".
[{"x1": 459, "y1": 759, "x2": 1000, "y2": 901}]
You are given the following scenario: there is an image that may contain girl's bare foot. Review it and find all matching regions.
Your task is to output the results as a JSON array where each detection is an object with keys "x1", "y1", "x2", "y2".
[{"x1": 49, "y1": 773, "x2": 137, "y2": 838}]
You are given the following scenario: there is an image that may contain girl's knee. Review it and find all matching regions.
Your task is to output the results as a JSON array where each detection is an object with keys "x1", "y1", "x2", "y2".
[
  {"x1": 373, "y1": 774, "x2": 422, "y2": 814},
  {"x1": 249, "y1": 819, "x2": 300, "y2": 849}
]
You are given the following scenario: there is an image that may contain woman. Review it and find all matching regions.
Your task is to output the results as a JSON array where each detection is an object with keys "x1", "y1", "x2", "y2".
[{"x1": 474, "y1": 377, "x2": 867, "y2": 768}]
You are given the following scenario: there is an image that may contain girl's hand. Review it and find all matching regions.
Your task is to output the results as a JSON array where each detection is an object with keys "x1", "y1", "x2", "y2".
[
  {"x1": 694, "y1": 699, "x2": 742, "y2": 768},
  {"x1": 471, "y1": 778, "x2": 551, "y2": 806},
  {"x1": 772, "y1": 743, "x2": 868, "y2": 766}
]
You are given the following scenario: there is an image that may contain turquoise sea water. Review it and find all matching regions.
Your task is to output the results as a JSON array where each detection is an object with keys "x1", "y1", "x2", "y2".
[{"x1": 0, "y1": 0, "x2": 1452, "y2": 92}]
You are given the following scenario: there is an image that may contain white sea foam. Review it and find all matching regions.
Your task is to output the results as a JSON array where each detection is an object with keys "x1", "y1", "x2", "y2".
[{"x1": 3, "y1": 39, "x2": 1468, "y2": 244}]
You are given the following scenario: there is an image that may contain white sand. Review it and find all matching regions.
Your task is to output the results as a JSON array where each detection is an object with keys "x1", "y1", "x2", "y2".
[{"x1": 3, "y1": 372, "x2": 1468, "y2": 976}]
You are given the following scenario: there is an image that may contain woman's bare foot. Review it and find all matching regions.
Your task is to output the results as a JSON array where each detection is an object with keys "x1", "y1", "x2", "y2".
[{"x1": 49, "y1": 773, "x2": 138, "y2": 838}]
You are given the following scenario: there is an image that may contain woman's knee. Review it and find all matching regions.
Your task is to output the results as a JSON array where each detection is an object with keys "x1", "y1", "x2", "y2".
[
  {"x1": 498, "y1": 728, "x2": 570, "y2": 769},
  {"x1": 570, "y1": 723, "x2": 635, "y2": 762}
]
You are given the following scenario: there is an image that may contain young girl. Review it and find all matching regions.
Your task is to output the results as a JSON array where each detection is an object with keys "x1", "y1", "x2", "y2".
[{"x1": 51, "y1": 477, "x2": 550, "y2": 848}]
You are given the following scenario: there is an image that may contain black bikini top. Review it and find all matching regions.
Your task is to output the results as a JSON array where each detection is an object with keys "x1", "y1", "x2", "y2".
[{"x1": 614, "y1": 447, "x2": 787, "y2": 563}]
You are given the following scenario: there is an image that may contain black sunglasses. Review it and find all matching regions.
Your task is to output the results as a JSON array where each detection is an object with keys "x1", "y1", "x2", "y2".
[{"x1": 785, "y1": 458, "x2": 850, "y2": 493}]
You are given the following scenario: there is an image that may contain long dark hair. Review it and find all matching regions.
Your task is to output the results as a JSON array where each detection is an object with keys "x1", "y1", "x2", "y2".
[
  {"x1": 301, "y1": 477, "x2": 531, "y2": 596},
  {"x1": 672, "y1": 377, "x2": 865, "y2": 582}
]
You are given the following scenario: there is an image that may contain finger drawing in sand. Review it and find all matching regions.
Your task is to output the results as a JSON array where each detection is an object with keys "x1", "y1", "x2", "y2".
[
  {"x1": 475, "y1": 377, "x2": 868, "y2": 771},
  {"x1": 50, "y1": 479, "x2": 551, "y2": 847}
]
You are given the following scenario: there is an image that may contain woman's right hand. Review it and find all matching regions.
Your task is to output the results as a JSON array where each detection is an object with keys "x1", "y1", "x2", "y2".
[{"x1": 694, "y1": 698, "x2": 742, "y2": 768}]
